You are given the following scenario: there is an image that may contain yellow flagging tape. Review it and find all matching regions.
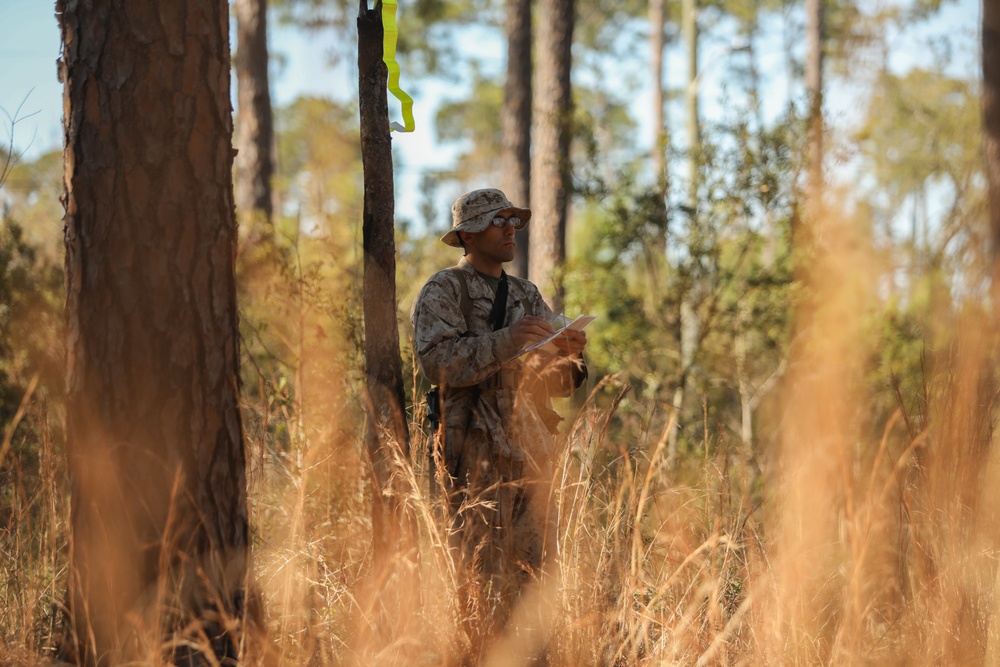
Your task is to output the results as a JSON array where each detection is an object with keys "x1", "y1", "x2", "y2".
[{"x1": 382, "y1": 0, "x2": 415, "y2": 132}]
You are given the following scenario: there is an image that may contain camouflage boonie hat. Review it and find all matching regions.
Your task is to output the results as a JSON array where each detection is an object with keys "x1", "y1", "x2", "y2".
[{"x1": 441, "y1": 188, "x2": 531, "y2": 247}]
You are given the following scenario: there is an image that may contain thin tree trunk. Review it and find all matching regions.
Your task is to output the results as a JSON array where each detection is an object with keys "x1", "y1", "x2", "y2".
[
  {"x1": 782, "y1": 0, "x2": 796, "y2": 104},
  {"x1": 786, "y1": 0, "x2": 825, "y2": 348},
  {"x1": 57, "y1": 1, "x2": 257, "y2": 663},
  {"x1": 502, "y1": 0, "x2": 532, "y2": 279},
  {"x1": 805, "y1": 0, "x2": 824, "y2": 203},
  {"x1": 235, "y1": 0, "x2": 275, "y2": 233},
  {"x1": 644, "y1": 0, "x2": 669, "y2": 311},
  {"x1": 529, "y1": 0, "x2": 574, "y2": 310},
  {"x1": 985, "y1": 0, "x2": 1000, "y2": 292},
  {"x1": 735, "y1": 300, "x2": 752, "y2": 448},
  {"x1": 743, "y1": 23, "x2": 762, "y2": 131},
  {"x1": 668, "y1": 0, "x2": 700, "y2": 468},
  {"x1": 683, "y1": 0, "x2": 699, "y2": 208},
  {"x1": 357, "y1": 0, "x2": 412, "y2": 563},
  {"x1": 650, "y1": 0, "x2": 668, "y2": 197},
  {"x1": 734, "y1": 16, "x2": 769, "y2": 482}
]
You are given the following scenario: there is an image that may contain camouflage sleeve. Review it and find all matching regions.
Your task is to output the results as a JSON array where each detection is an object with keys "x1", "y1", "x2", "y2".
[
  {"x1": 528, "y1": 288, "x2": 554, "y2": 322},
  {"x1": 411, "y1": 274, "x2": 521, "y2": 388}
]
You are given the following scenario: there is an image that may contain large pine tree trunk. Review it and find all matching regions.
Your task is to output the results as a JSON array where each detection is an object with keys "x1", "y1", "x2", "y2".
[
  {"x1": 234, "y1": 0, "x2": 275, "y2": 233},
  {"x1": 529, "y1": 0, "x2": 574, "y2": 310},
  {"x1": 57, "y1": 1, "x2": 256, "y2": 663},
  {"x1": 502, "y1": 0, "x2": 533, "y2": 279},
  {"x1": 357, "y1": 0, "x2": 412, "y2": 563}
]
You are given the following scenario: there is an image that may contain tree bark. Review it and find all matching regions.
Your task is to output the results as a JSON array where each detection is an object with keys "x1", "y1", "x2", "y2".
[
  {"x1": 357, "y1": 0, "x2": 412, "y2": 562},
  {"x1": 234, "y1": 0, "x2": 275, "y2": 232},
  {"x1": 984, "y1": 0, "x2": 1000, "y2": 283},
  {"x1": 529, "y1": 0, "x2": 574, "y2": 310},
  {"x1": 649, "y1": 0, "x2": 668, "y2": 197},
  {"x1": 57, "y1": 1, "x2": 256, "y2": 663},
  {"x1": 805, "y1": 0, "x2": 824, "y2": 204},
  {"x1": 502, "y1": 0, "x2": 533, "y2": 279},
  {"x1": 683, "y1": 0, "x2": 699, "y2": 207},
  {"x1": 668, "y1": 0, "x2": 700, "y2": 467},
  {"x1": 975, "y1": 9, "x2": 1000, "y2": 661}
]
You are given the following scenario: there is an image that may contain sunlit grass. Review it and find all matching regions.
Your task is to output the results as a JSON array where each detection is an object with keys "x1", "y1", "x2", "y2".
[{"x1": 1, "y1": 203, "x2": 999, "y2": 666}]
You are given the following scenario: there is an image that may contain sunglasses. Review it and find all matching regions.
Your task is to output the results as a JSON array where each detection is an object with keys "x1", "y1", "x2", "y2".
[{"x1": 490, "y1": 215, "x2": 527, "y2": 230}]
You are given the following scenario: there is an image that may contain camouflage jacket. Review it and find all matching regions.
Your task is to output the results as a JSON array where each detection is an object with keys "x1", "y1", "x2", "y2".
[{"x1": 411, "y1": 258, "x2": 585, "y2": 464}]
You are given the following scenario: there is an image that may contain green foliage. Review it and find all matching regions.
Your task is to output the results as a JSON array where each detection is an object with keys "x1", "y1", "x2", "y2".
[
  {"x1": 434, "y1": 66, "x2": 504, "y2": 183},
  {"x1": 0, "y1": 184, "x2": 66, "y2": 655},
  {"x1": 854, "y1": 65, "x2": 986, "y2": 415},
  {"x1": 858, "y1": 68, "x2": 981, "y2": 215},
  {"x1": 869, "y1": 296, "x2": 927, "y2": 432},
  {"x1": 575, "y1": 0, "x2": 656, "y2": 55},
  {"x1": 434, "y1": 66, "x2": 641, "y2": 191},
  {"x1": 275, "y1": 95, "x2": 364, "y2": 223},
  {"x1": 564, "y1": 194, "x2": 659, "y2": 382},
  {"x1": 393, "y1": 0, "x2": 499, "y2": 78},
  {"x1": 571, "y1": 84, "x2": 641, "y2": 181},
  {"x1": 905, "y1": 0, "x2": 960, "y2": 21},
  {"x1": 238, "y1": 94, "x2": 368, "y2": 468},
  {"x1": 563, "y1": 106, "x2": 798, "y2": 456},
  {"x1": 1, "y1": 150, "x2": 63, "y2": 256},
  {"x1": 722, "y1": 0, "x2": 787, "y2": 29},
  {"x1": 0, "y1": 216, "x2": 63, "y2": 433},
  {"x1": 274, "y1": 0, "x2": 492, "y2": 79}
]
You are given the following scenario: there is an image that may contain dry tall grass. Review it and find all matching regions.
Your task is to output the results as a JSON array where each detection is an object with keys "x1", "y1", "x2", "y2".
[{"x1": 2, "y1": 201, "x2": 999, "y2": 666}]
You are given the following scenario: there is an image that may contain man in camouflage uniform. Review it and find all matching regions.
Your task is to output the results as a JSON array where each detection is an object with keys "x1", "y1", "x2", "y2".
[{"x1": 411, "y1": 188, "x2": 587, "y2": 654}]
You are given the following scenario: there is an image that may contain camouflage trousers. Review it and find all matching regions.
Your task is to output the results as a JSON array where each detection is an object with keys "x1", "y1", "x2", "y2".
[{"x1": 441, "y1": 434, "x2": 556, "y2": 663}]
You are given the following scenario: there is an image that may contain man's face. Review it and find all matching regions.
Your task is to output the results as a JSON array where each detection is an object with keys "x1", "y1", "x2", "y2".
[{"x1": 461, "y1": 214, "x2": 517, "y2": 265}]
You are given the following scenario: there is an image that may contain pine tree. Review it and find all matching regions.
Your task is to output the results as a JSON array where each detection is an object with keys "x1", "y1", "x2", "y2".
[{"x1": 57, "y1": 0, "x2": 259, "y2": 662}]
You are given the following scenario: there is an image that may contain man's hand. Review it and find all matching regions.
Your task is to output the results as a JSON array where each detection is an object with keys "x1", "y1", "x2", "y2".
[
  {"x1": 509, "y1": 315, "x2": 555, "y2": 349},
  {"x1": 552, "y1": 329, "x2": 587, "y2": 356}
]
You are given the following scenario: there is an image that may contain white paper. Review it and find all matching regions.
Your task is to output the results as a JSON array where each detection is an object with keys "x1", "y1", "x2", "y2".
[{"x1": 517, "y1": 315, "x2": 596, "y2": 357}]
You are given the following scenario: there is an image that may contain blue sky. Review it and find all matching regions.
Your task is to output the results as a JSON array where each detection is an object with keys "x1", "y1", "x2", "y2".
[{"x1": 2, "y1": 0, "x2": 64, "y2": 157}]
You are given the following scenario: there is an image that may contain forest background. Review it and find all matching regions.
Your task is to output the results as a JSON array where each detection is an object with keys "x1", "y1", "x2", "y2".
[{"x1": 1, "y1": 0, "x2": 998, "y2": 664}]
